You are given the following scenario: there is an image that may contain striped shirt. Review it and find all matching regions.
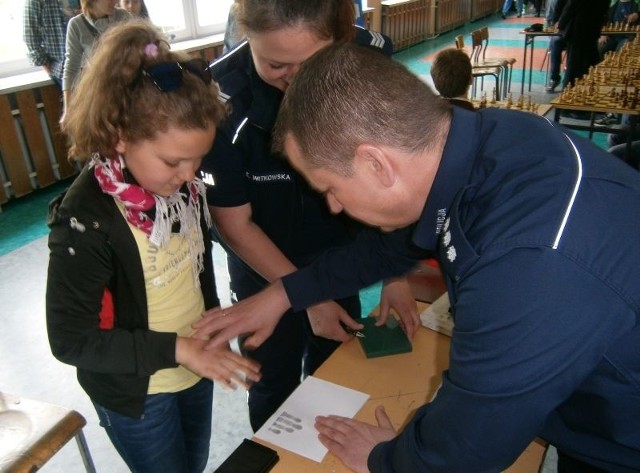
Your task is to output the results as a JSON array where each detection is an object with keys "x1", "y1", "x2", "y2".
[{"x1": 23, "y1": 0, "x2": 67, "y2": 81}]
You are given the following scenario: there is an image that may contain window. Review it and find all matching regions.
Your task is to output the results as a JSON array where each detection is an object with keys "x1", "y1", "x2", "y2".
[
  {"x1": 144, "y1": 0, "x2": 233, "y2": 40},
  {"x1": 0, "y1": 0, "x2": 30, "y2": 76},
  {"x1": 0, "y1": 0, "x2": 233, "y2": 79}
]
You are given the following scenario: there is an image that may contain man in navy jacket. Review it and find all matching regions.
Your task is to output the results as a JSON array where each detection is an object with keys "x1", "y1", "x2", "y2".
[{"x1": 196, "y1": 43, "x2": 640, "y2": 472}]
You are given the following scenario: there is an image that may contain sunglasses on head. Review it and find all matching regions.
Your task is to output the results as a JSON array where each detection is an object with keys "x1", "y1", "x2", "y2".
[{"x1": 142, "y1": 58, "x2": 212, "y2": 92}]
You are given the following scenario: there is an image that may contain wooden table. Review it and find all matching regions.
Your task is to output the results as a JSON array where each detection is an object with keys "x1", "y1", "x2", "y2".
[
  {"x1": 255, "y1": 304, "x2": 547, "y2": 473},
  {"x1": 548, "y1": 36, "x2": 640, "y2": 163},
  {"x1": 519, "y1": 30, "x2": 559, "y2": 95}
]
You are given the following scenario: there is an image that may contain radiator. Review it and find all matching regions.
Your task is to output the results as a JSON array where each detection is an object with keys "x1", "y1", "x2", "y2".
[
  {"x1": 436, "y1": 0, "x2": 472, "y2": 34},
  {"x1": 0, "y1": 85, "x2": 75, "y2": 204},
  {"x1": 382, "y1": 0, "x2": 434, "y2": 52}
]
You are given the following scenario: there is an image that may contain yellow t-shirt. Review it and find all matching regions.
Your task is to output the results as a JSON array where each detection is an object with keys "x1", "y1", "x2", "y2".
[{"x1": 128, "y1": 219, "x2": 204, "y2": 394}]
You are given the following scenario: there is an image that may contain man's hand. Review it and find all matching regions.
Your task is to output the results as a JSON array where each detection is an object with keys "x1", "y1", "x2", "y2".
[
  {"x1": 315, "y1": 406, "x2": 397, "y2": 473},
  {"x1": 307, "y1": 300, "x2": 364, "y2": 342},
  {"x1": 192, "y1": 281, "x2": 291, "y2": 350},
  {"x1": 378, "y1": 277, "x2": 420, "y2": 338}
]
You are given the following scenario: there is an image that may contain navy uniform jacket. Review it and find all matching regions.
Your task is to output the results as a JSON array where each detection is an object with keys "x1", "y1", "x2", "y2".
[
  {"x1": 282, "y1": 107, "x2": 640, "y2": 471},
  {"x1": 199, "y1": 27, "x2": 392, "y2": 293}
]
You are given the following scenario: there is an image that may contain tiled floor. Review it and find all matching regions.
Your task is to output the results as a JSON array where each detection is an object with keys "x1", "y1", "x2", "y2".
[{"x1": 0, "y1": 9, "x2": 576, "y2": 472}]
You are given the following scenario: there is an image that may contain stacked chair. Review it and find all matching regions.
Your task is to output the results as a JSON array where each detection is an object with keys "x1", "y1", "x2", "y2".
[{"x1": 455, "y1": 33, "x2": 503, "y2": 100}]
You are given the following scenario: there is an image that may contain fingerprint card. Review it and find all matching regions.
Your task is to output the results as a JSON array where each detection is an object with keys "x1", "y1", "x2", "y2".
[{"x1": 254, "y1": 376, "x2": 369, "y2": 462}]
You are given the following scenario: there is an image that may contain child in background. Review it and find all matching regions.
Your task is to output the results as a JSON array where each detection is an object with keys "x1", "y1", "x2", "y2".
[
  {"x1": 119, "y1": 0, "x2": 150, "y2": 19},
  {"x1": 47, "y1": 21, "x2": 260, "y2": 473},
  {"x1": 61, "y1": 0, "x2": 131, "y2": 123},
  {"x1": 430, "y1": 48, "x2": 475, "y2": 111}
]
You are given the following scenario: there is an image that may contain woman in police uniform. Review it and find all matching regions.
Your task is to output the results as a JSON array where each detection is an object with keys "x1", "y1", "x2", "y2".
[{"x1": 198, "y1": 0, "x2": 419, "y2": 431}]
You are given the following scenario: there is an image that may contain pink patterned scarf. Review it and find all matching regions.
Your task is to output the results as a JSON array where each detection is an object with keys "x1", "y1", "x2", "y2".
[{"x1": 92, "y1": 154, "x2": 211, "y2": 286}]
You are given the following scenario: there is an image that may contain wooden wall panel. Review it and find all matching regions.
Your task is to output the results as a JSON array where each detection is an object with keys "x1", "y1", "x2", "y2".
[
  {"x1": 0, "y1": 96, "x2": 32, "y2": 197},
  {"x1": 436, "y1": 0, "x2": 471, "y2": 34},
  {"x1": 471, "y1": 0, "x2": 498, "y2": 20},
  {"x1": 382, "y1": 0, "x2": 433, "y2": 52},
  {"x1": 15, "y1": 90, "x2": 55, "y2": 188},
  {"x1": 40, "y1": 85, "x2": 74, "y2": 179}
]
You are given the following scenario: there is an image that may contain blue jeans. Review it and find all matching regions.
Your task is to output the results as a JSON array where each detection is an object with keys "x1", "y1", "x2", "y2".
[
  {"x1": 502, "y1": 0, "x2": 523, "y2": 14},
  {"x1": 548, "y1": 35, "x2": 567, "y2": 83},
  {"x1": 93, "y1": 378, "x2": 213, "y2": 473}
]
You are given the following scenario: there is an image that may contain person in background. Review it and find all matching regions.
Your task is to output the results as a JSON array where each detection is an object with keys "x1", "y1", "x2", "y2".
[
  {"x1": 531, "y1": 0, "x2": 543, "y2": 16},
  {"x1": 545, "y1": 0, "x2": 558, "y2": 25},
  {"x1": 553, "y1": 0, "x2": 609, "y2": 89},
  {"x1": 500, "y1": 0, "x2": 524, "y2": 19},
  {"x1": 430, "y1": 48, "x2": 475, "y2": 111},
  {"x1": 23, "y1": 0, "x2": 76, "y2": 90},
  {"x1": 607, "y1": 114, "x2": 640, "y2": 169},
  {"x1": 61, "y1": 0, "x2": 131, "y2": 122},
  {"x1": 598, "y1": 0, "x2": 639, "y2": 58},
  {"x1": 222, "y1": 0, "x2": 243, "y2": 54},
  {"x1": 196, "y1": 41, "x2": 640, "y2": 473},
  {"x1": 544, "y1": 0, "x2": 566, "y2": 93},
  {"x1": 48, "y1": 20, "x2": 260, "y2": 473},
  {"x1": 608, "y1": 139, "x2": 640, "y2": 169},
  {"x1": 119, "y1": 0, "x2": 150, "y2": 19},
  {"x1": 198, "y1": 0, "x2": 418, "y2": 432}
]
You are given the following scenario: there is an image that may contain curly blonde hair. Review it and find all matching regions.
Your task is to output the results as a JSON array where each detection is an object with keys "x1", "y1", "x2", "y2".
[{"x1": 62, "y1": 20, "x2": 227, "y2": 162}]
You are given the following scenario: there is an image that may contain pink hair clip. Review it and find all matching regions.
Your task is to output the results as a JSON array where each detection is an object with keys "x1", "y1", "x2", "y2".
[{"x1": 144, "y1": 43, "x2": 159, "y2": 58}]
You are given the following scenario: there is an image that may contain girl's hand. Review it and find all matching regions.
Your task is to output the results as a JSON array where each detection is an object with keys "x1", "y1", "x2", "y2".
[{"x1": 176, "y1": 337, "x2": 261, "y2": 389}]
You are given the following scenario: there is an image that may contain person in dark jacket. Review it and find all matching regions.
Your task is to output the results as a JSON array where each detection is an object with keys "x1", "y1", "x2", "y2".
[
  {"x1": 553, "y1": 0, "x2": 609, "y2": 88},
  {"x1": 197, "y1": 42, "x2": 640, "y2": 473},
  {"x1": 198, "y1": 0, "x2": 419, "y2": 432},
  {"x1": 222, "y1": 0, "x2": 243, "y2": 54},
  {"x1": 47, "y1": 21, "x2": 259, "y2": 473},
  {"x1": 598, "y1": 0, "x2": 639, "y2": 58}
]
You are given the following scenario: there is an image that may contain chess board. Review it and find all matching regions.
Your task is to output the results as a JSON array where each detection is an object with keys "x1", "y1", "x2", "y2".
[
  {"x1": 551, "y1": 36, "x2": 640, "y2": 114},
  {"x1": 601, "y1": 22, "x2": 640, "y2": 34},
  {"x1": 473, "y1": 87, "x2": 549, "y2": 115},
  {"x1": 473, "y1": 96, "x2": 551, "y2": 116}
]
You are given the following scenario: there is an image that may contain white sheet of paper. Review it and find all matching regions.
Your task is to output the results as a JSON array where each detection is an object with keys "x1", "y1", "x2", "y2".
[
  {"x1": 254, "y1": 375, "x2": 369, "y2": 462},
  {"x1": 420, "y1": 292, "x2": 454, "y2": 336}
]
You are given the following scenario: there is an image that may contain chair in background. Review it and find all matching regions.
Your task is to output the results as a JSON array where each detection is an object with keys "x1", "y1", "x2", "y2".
[
  {"x1": 476, "y1": 26, "x2": 517, "y2": 97},
  {"x1": 0, "y1": 392, "x2": 96, "y2": 472},
  {"x1": 456, "y1": 33, "x2": 503, "y2": 100}
]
